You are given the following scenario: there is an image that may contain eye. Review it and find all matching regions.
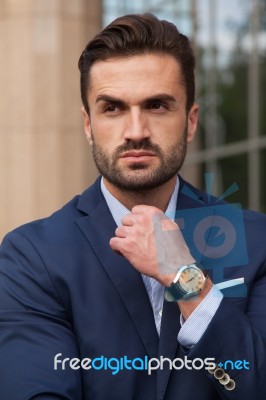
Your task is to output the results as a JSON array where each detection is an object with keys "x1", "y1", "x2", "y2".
[
  {"x1": 147, "y1": 102, "x2": 168, "y2": 112},
  {"x1": 104, "y1": 104, "x2": 120, "y2": 113},
  {"x1": 151, "y1": 103, "x2": 163, "y2": 109}
]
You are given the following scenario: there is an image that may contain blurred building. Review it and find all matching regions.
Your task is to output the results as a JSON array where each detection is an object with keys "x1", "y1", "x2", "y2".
[
  {"x1": 0, "y1": 0, "x2": 265, "y2": 240},
  {"x1": 0, "y1": 0, "x2": 101, "y2": 240},
  {"x1": 104, "y1": 0, "x2": 266, "y2": 212}
]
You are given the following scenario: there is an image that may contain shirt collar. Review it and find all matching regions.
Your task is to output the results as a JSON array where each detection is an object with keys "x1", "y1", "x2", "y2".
[{"x1": 100, "y1": 176, "x2": 179, "y2": 227}]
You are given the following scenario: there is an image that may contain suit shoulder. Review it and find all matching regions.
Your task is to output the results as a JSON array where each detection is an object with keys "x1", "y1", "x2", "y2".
[
  {"x1": 242, "y1": 208, "x2": 266, "y2": 231},
  {"x1": 2, "y1": 193, "x2": 85, "y2": 247},
  {"x1": 2, "y1": 177, "x2": 104, "y2": 243}
]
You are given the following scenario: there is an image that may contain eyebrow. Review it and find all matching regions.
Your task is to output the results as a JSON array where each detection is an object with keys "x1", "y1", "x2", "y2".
[
  {"x1": 95, "y1": 95, "x2": 125, "y2": 106},
  {"x1": 95, "y1": 93, "x2": 177, "y2": 106}
]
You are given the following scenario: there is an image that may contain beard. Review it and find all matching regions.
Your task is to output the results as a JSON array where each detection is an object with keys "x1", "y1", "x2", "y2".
[{"x1": 91, "y1": 130, "x2": 188, "y2": 192}]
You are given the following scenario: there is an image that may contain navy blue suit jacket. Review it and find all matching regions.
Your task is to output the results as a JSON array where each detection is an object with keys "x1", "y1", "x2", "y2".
[{"x1": 1, "y1": 176, "x2": 266, "y2": 399}]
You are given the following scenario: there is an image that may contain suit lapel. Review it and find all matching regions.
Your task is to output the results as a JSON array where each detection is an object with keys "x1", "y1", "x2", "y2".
[{"x1": 75, "y1": 178, "x2": 159, "y2": 359}]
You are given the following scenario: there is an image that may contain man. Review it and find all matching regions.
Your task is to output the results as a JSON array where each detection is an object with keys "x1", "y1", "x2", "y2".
[{"x1": 0, "y1": 13, "x2": 266, "y2": 400}]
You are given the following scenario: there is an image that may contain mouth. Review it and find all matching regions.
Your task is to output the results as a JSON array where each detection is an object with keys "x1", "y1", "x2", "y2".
[{"x1": 120, "y1": 151, "x2": 157, "y2": 163}]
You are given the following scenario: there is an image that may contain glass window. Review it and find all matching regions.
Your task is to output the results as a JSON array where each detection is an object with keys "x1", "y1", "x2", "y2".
[{"x1": 102, "y1": 0, "x2": 266, "y2": 212}]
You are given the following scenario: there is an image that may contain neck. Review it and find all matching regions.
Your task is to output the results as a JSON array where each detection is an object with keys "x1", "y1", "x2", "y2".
[{"x1": 103, "y1": 176, "x2": 178, "y2": 212}]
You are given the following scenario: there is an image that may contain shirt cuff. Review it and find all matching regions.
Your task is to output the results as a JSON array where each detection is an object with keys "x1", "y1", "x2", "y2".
[{"x1": 177, "y1": 286, "x2": 223, "y2": 348}]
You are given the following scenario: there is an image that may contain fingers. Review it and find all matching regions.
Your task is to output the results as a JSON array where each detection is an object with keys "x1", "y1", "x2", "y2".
[
  {"x1": 131, "y1": 205, "x2": 162, "y2": 215},
  {"x1": 121, "y1": 206, "x2": 165, "y2": 227},
  {"x1": 115, "y1": 225, "x2": 131, "y2": 238},
  {"x1": 109, "y1": 237, "x2": 127, "y2": 258},
  {"x1": 121, "y1": 212, "x2": 153, "y2": 227},
  {"x1": 132, "y1": 206, "x2": 173, "y2": 231},
  {"x1": 109, "y1": 236, "x2": 130, "y2": 257},
  {"x1": 121, "y1": 214, "x2": 134, "y2": 226},
  {"x1": 109, "y1": 236, "x2": 121, "y2": 252},
  {"x1": 119, "y1": 207, "x2": 176, "y2": 241},
  {"x1": 161, "y1": 218, "x2": 179, "y2": 231}
]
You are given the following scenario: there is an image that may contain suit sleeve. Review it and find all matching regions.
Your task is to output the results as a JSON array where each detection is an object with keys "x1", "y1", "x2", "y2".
[
  {"x1": 0, "y1": 230, "x2": 83, "y2": 400},
  {"x1": 184, "y1": 262, "x2": 266, "y2": 400}
]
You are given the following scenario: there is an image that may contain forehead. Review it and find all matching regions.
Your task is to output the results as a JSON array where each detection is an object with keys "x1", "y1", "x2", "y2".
[{"x1": 88, "y1": 54, "x2": 185, "y2": 100}]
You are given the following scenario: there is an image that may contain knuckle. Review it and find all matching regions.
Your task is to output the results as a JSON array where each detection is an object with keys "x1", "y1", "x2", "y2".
[{"x1": 115, "y1": 226, "x2": 122, "y2": 235}]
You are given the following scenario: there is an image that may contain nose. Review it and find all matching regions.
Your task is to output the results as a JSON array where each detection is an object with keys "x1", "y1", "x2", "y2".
[{"x1": 123, "y1": 107, "x2": 151, "y2": 142}]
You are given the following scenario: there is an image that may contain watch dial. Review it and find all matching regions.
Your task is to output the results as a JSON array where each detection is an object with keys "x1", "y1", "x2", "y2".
[{"x1": 179, "y1": 267, "x2": 204, "y2": 293}]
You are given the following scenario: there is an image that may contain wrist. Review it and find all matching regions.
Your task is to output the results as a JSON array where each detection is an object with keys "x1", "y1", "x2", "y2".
[
  {"x1": 178, "y1": 277, "x2": 213, "y2": 320},
  {"x1": 157, "y1": 273, "x2": 176, "y2": 287}
]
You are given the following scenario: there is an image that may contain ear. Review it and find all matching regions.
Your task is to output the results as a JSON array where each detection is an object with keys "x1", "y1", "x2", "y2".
[
  {"x1": 81, "y1": 106, "x2": 93, "y2": 146},
  {"x1": 186, "y1": 103, "x2": 199, "y2": 143}
]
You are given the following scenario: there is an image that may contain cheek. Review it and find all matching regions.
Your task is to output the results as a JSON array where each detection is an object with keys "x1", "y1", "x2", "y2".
[
  {"x1": 149, "y1": 115, "x2": 187, "y2": 136},
  {"x1": 91, "y1": 116, "x2": 123, "y2": 145},
  {"x1": 151, "y1": 123, "x2": 186, "y2": 150},
  {"x1": 91, "y1": 128, "x2": 120, "y2": 157},
  {"x1": 95, "y1": 121, "x2": 140, "y2": 159}
]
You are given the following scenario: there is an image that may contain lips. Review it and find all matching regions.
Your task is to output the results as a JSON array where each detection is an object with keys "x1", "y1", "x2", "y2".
[{"x1": 120, "y1": 151, "x2": 156, "y2": 158}]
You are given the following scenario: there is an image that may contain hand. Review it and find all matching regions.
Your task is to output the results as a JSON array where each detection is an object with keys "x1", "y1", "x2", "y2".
[{"x1": 109, "y1": 205, "x2": 195, "y2": 286}]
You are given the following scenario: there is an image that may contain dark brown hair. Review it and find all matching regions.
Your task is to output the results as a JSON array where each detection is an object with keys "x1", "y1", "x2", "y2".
[{"x1": 78, "y1": 13, "x2": 195, "y2": 113}]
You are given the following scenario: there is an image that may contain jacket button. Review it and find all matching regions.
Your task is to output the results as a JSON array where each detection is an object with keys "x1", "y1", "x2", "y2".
[
  {"x1": 219, "y1": 373, "x2": 230, "y2": 385},
  {"x1": 225, "y1": 379, "x2": 236, "y2": 391},
  {"x1": 214, "y1": 368, "x2": 225, "y2": 380}
]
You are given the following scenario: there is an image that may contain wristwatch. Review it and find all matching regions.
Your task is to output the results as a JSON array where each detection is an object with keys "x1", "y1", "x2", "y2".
[{"x1": 164, "y1": 263, "x2": 207, "y2": 302}]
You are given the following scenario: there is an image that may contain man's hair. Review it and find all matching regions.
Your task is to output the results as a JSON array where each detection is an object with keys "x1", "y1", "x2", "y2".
[{"x1": 78, "y1": 13, "x2": 195, "y2": 114}]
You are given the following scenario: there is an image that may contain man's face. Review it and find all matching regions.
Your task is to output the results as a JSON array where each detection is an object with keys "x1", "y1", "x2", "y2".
[{"x1": 83, "y1": 53, "x2": 198, "y2": 191}]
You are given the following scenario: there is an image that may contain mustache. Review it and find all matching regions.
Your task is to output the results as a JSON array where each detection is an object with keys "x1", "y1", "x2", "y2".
[{"x1": 113, "y1": 139, "x2": 163, "y2": 158}]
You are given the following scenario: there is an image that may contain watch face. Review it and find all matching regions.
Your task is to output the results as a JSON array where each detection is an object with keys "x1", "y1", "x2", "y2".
[{"x1": 179, "y1": 266, "x2": 205, "y2": 293}]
